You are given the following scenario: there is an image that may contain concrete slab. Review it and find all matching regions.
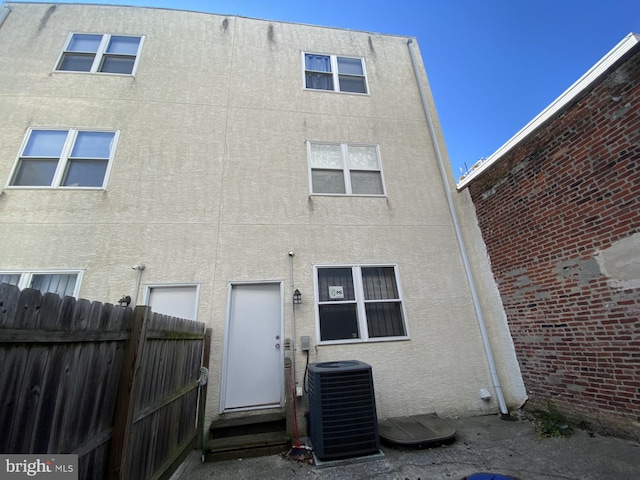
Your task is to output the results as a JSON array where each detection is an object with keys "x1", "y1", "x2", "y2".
[
  {"x1": 313, "y1": 450, "x2": 385, "y2": 469},
  {"x1": 170, "y1": 414, "x2": 640, "y2": 480}
]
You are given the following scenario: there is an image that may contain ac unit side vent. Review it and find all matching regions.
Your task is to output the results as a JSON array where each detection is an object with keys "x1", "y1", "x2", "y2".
[{"x1": 308, "y1": 360, "x2": 380, "y2": 460}]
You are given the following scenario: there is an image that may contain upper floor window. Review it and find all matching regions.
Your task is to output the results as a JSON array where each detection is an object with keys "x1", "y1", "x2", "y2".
[
  {"x1": 307, "y1": 142, "x2": 385, "y2": 195},
  {"x1": 0, "y1": 270, "x2": 81, "y2": 298},
  {"x1": 56, "y1": 33, "x2": 143, "y2": 75},
  {"x1": 8, "y1": 128, "x2": 118, "y2": 189},
  {"x1": 315, "y1": 265, "x2": 408, "y2": 344},
  {"x1": 304, "y1": 53, "x2": 368, "y2": 94}
]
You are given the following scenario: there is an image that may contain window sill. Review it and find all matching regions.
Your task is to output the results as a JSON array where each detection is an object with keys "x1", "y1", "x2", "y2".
[
  {"x1": 309, "y1": 193, "x2": 386, "y2": 198},
  {"x1": 5, "y1": 186, "x2": 107, "y2": 191},
  {"x1": 303, "y1": 88, "x2": 369, "y2": 97},
  {"x1": 317, "y1": 336, "x2": 410, "y2": 346},
  {"x1": 52, "y1": 70, "x2": 135, "y2": 77}
]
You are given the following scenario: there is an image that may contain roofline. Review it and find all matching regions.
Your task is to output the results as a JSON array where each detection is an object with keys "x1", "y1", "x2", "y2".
[
  {"x1": 5, "y1": 1, "x2": 417, "y2": 40},
  {"x1": 457, "y1": 32, "x2": 640, "y2": 190}
]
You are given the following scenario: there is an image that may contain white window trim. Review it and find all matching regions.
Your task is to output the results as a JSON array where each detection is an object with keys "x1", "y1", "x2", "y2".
[
  {"x1": 313, "y1": 263, "x2": 410, "y2": 345},
  {"x1": 6, "y1": 127, "x2": 120, "y2": 190},
  {"x1": 0, "y1": 269, "x2": 83, "y2": 298},
  {"x1": 54, "y1": 33, "x2": 145, "y2": 76},
  {"x1": 306, "y1": 141, "x2": 386, "y2": 196},
  {"x1": 301, "y1": 51, "x2": 369, "y2": 95}
]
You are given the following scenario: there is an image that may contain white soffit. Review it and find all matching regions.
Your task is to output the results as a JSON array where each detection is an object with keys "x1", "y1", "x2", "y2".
[{"x1": 457, "y1": 32, "x2": 640, "y2": 190}]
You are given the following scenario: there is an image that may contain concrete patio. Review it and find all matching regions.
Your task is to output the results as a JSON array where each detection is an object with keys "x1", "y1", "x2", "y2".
[{"x1": 170, "y1": 414, "x2": 640, "y2": 479}]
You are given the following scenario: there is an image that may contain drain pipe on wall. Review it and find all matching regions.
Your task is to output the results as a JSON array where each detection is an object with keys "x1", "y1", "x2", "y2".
[
  {"x1": 132, "y1": 263, "x2": 145, "y2": 306},
  {"x1": 288, "y1": 251, "x2": 298, "y2": 388},
  {"x1": 407, "y1": 39, "x2": 509, "y2": 417}
]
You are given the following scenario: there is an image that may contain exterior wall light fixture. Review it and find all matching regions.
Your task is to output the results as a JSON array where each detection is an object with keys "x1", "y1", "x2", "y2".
[
  {"x1": 293, "y1": 289, "x2": 302, "y2": 304},
  {"x1": 118, "y1": 295, "x2": 131, "y2": 307}
]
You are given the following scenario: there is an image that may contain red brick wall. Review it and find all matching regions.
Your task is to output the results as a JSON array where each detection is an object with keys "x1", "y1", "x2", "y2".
[{"x1": 467, "y1": 48, "x2": 640, "y2": 438}]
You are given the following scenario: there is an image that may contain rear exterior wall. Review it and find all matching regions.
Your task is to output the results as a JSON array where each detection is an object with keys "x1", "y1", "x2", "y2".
[
  {"x1": 467, "y1": 49, "x2": 640, "y2": 439},
  {"x1": 0, "y1": 3, "x2": 527, "y2": 427}
]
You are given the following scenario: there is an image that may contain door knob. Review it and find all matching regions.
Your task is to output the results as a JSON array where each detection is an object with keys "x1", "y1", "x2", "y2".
[{"x1": 275, "y1": 343, "x2": 280, "y2": 349}]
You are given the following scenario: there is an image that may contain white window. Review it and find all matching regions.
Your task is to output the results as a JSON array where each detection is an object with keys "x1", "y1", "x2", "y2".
[
  {"x1": 0, "y1": 270, "x2": 82, "y2": 298},
  {"x1": 56, "y1": 33, "x2": 143, "y2": 75},
  {"x1": 303, "y1": 53, "x2": 368, "y2": 94},
  {"x1": 314, "y1": 265, "x2": 408, "y2": 344},
  {"x1": 145, "y1": 284, "x2": 200, "y2": 321},
  {"x1": 8, "y1": 128, "x2": 118, "y2": 188},
  {"x1": 307, "y1": 142, "x2": 385, "y2": 195}
]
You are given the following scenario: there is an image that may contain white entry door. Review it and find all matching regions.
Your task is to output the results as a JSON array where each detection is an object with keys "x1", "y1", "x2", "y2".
[{"x1": 222, "y1": 282, "x2": 283, "y2": 411}]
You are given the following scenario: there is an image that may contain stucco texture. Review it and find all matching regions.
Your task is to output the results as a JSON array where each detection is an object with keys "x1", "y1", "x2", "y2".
[{"x1": 0, "y1": 3, "x2": 526, "y2": 426}]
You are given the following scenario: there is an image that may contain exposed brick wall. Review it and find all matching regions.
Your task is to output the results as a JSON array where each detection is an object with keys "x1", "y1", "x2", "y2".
[{"x1": 467, "y1": 48, "x2": 640, "y2": 438}]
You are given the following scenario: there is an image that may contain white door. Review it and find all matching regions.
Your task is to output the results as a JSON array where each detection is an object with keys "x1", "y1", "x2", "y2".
[
  {"x1": 147, "y1": 285, "x2": 199, "y2": 320},
  {"x1": 222, "y1": 283, "x2": 283, "y2": 411}
]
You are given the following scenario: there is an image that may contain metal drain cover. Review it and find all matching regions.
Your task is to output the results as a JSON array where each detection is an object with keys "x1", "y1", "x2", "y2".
[{"x1": 378, "y1": 413, "x2": 456, "y2": 445}]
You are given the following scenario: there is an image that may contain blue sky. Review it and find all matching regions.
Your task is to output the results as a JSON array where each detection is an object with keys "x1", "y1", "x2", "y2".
[{"x1": 29, "y1": 0, "x2": 640, "y2": 179}]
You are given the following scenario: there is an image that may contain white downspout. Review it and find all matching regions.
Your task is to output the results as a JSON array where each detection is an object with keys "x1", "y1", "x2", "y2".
[
  {"x1": 132, "y1": 263, "x2": 145, "y2": 307},
  {"x1": 407, "y1": 39, "x2": 509, "y2": 416}
]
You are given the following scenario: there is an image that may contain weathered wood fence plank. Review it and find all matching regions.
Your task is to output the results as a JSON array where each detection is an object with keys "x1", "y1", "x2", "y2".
[{"x1": 0, "y1": 284, "x2": 209, "y2": 480}]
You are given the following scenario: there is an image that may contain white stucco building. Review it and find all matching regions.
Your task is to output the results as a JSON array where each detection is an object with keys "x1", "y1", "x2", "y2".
[{"x1": 0, "y1": 2, "x2": 526, "y2": 429}]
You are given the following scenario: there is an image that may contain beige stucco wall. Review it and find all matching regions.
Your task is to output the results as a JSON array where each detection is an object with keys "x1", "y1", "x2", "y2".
[{"x1": 0, "y1": 3, "x2": 526, "y2": 426}]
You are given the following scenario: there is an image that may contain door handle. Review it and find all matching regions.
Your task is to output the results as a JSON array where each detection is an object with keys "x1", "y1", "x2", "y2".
[{"x1": 275, "y1": 343, "x2": 280, "y2": 349}]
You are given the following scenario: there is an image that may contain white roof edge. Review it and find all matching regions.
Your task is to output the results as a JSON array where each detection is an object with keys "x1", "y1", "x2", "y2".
[{"x1": 457, "y1": 32, "x2": 640, "y2": 190}]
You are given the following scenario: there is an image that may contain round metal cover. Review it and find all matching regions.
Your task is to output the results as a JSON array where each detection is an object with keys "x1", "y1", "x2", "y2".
[{"x1": 378, "y1": 413, "x2": 456, "y2": 446}]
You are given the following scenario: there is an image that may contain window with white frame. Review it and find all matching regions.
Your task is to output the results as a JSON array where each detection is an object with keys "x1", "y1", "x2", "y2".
[
  {"x1": 308, "y1": 142, "x2": 385, "y2": 195},
  {"x1": 9, "y1": 129, "x2": 118, "y2": 188},
  {"x1": 304, "y1": 53, "x2": 368, "y2": 94},
  {"x1": 56, "y1": 33, "x2": 143, "y2": 75},
  {"x1": 0, "y1": 271, "x2": 81, "y2": 298},
  {"x1": 315, "y1": 265, "x2": 408, "y2": 343}
]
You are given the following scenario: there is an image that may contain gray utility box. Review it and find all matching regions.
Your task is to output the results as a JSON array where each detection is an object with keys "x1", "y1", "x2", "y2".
[{"x1": 308, "y1": 360, "x2": 380, "y2": 460}]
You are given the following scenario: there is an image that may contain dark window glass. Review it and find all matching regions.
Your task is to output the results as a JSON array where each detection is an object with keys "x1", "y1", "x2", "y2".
[
  {"x1": 12, "y1": 160, "x2": 58, "y2": 186},
  {"x1": 317, "y1": 268, "x2": 355, "y2": 302},
  {"x1": 338, "y1": 75, "x2": 367, "y2": 93},
  {"x1": 366, "y1": 302, "x2": 405, "y2": 337},
  {"x1": 311, "y1": 170, "x2": 346, "y2": 194},
  {"x1": 62, "y1": 160, "x2": 108, "y2": 187},
  {"x1": 362, "y1": 267, "x2": 399, "y2": 300},
  {"x1": 319, "y1": 304, "x2": 359, "y2": 341},
  {"x1": 100, "y1": 56, "x2": 135, "y2": 74},
  {"x1": 305, "y1": 72, "x2": 333, "y2": 90},
  {"x1": 58, "y1": 54, "x2": 94, "y2": 72}
]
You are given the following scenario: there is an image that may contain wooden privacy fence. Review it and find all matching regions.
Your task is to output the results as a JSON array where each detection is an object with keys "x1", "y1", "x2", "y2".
[{"x1": 0, "y1": 283, "x2": 211, "y2": 480}]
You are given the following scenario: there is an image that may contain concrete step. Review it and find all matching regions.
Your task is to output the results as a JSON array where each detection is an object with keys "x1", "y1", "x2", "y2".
[{"x1": 204, "y1": 431, "x2": 291, "y2": 462}]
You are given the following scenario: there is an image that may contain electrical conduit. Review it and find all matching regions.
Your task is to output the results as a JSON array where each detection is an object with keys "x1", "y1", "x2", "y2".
[{"x1": 406, "y1": 39, "x2": 509, "y2": 416}]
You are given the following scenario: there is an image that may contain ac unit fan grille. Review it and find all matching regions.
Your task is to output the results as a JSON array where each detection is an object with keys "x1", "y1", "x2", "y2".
[{"x1": 308, "y1": 361, "x2": 380, "y2": 460}]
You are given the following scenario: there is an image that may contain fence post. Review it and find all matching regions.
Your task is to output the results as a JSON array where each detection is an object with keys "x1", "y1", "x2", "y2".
[
  {"x1": 197, "y1": 328, "x2": 212, "y2": 451},
  {"x1": 107, "y1": 306, "x2": 150, "y2": 480}
]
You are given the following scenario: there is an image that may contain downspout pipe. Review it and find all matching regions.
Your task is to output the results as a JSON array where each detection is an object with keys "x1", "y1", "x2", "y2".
[
  {"x1": 407, "y1": 38, "x2": 509, "y2": 417},
  {"x1": 132, "y1": 263, "x2": 145, "y2": 307}
]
